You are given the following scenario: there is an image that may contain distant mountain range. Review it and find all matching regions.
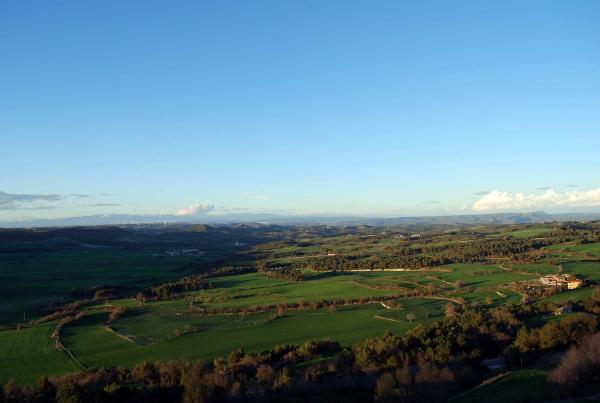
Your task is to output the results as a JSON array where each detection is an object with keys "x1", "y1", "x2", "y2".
[{"x1": 1, "y1": 211, "x2": 599, "y2": 228}]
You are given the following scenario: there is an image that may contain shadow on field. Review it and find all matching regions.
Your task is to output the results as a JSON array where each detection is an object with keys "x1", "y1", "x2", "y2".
[
  {"x1": 60, "y1": 311, "x2": 108, "y2": 339},
  {"x1": 305, "y1": 271, "x2": 347, "y2": 281}
]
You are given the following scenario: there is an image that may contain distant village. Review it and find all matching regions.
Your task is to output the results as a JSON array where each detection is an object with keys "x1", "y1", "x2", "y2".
[{"x1": 160, "y1": 248, "x2": 205, "y2": 257}]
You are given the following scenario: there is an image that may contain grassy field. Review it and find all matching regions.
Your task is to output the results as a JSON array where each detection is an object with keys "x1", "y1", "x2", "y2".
[
  {"x1": 508, "y1": 228, "x2": 554, "y2": 238},
  {"x1": 511, "y1": 263, "x2": 558, "y2": 275},
  {"x1": 0, "y1": 249, "x2": 193, "y2": 324},
  {"x1": 429, "y1": 264, "x2": 534, "y2": 289},
  {"x1": 0, "y1": 262, "x2": 540, "y2": 385},
  {"x1": 0, "y1": 296, "x2": 453, "y2": 383},
  {"x1": 452, "y1": 370, "x2": 551, "y2": 403},
  {"x1": 59, "y1": 303, "x2": 425, "y2": 371},
  {"x1": 377, "y1": 298, "x2": 446, "y2": 322},
  {"x1": 537, "y1": 287, "x2": 595, "y2": 305},
  {"x1": 2, "y1": 225, "x2": 599, "y2": 390},
  {"x1": 0, "y1": 323, "x2": 78, "y2": 384},
  {"x1": 564, "y1": 261, "x2": 600, "y2": 281},
  {"x1": 487, "y1": 227, "x2": 553, "y2": 239},
  {"x1": 192, "y1": 272, "x2": 402, "y2": 310},
  {"x1": 114, "y1": 309, "x2": 274, "y2": 345},
  {"x1": 0, "y1": 260, "x2": 564, "y2": 384},
  {"x1": 550, "y1": 242, "x2": 600, "y2": 258}
]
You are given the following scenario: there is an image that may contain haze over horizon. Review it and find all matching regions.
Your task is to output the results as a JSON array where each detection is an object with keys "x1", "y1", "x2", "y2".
[{"x1": 2, "y1": 1, "x2": 600, "y2": 222}]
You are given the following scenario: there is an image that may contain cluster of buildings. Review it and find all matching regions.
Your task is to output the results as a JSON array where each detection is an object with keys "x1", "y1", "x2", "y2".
[
  {"x1": 539, "y1": 274, "x2": 583, "y2": 290},
  {"x1": 163, "y1": 248, "x2": 204, "y2": 257}
]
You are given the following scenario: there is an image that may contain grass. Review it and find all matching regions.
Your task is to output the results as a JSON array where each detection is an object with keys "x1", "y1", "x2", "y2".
[
  {"x1": 0, "y1": 262, "x2": 547, "y2": 385},
  {"x1": 0, "y1": 323, "x2": 78, "y2": 384},
  {"x1": 508, "y1": 228, "x2": 553, "y2": 238},
  {"x1": 114, "y1": 309, "x2": 273, "y2": 345},
  {"x1": 194, "y1": 272, "x2": 402, "y2": 310},
  {"x1": 59, "y1": 303, "x2": 423, "y2": 372},
  {"x1": 376, "y1": 298, "x2": 446, "y2": 322},
  {"x1": 563, "y1": 261, "x2": 600, "y2": 282},
  {"x1": 0, "y1": 249, "x2": 194, "y2": 324},
  {"x1": 537, "y1": 287, "x2": 595, "y2": 305},
  {"x1": 452, "y1": 370, "x2": 551, "y2": 403},
  {"x1": 459, "y1": 288, "x2": 522, "y2": 306},
  {"x1": 61, "y1": 312, "x2": 140, "y2": 369},
  {"x1": 569, "y1": 242, "x2": 600, "y2": 258},
  {"x1": 431, "y1": 264, "x2": 534, "y2": 289},
  {"x1": 512, "y1": 263, "x2": 558, "y2": 275}
]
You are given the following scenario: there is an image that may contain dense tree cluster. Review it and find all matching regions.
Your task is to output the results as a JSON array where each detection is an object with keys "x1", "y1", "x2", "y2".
[
  {"x1": 512, "y1": 313, "x2": 599, "y2": 364},
  {"x1": 257, "y1": 261, "x2": 304, "y2": 282},
  {"x1": 137, "y1": 275, "x2": 212, "y2": 302},
  {"x1": 189, "y1": 294, "x2": 404, "y2": 316},
  {"x1": 353, "y1": 308, "x2": 520, "y2": 370},
  {"x1": 70, "y1": 285, "x2": 122, "y2": 300},
  {"x1": 549, "y1": 332, "x2": 600, "y2": 397},
  {"x1": 261, "y1": 268, "x2": 305, "y2": 282},
  {"x1": 289, "y1": 236, "x2": 571, "y2": 272},
  {"x1": 31, "y1": 300, "x2": 89, "y2": 325},
  {"x1": 581, "y1": 287, "x2": 600, "y2": 314}
]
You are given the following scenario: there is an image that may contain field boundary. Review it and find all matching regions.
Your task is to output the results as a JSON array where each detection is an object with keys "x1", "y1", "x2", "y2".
[
  {"x1": 105, "y1": 325, "x2": 136, "y2": 344},
  {"x1": 373, "y1": 314, "x2": 404, "y2": 323}
]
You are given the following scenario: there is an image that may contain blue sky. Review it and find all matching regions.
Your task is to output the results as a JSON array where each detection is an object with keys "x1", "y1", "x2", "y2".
[{"x1": 1, "y1": 0, "x2": 600, "y2": 220}]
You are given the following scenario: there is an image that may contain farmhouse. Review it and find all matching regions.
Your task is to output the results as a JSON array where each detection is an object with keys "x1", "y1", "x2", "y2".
[
  {"x1": 540, "y1": 274, "x2": 569, "y2": 286},
  {"x1": 539, "y1": 274, "x2": 583, "y2": 289}
]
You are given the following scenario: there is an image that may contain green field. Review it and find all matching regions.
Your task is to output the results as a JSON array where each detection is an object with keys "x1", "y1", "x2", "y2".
[
  {"x1": 0, "y1": 256, "x2": 574, "y2": 384},
  {"x1": 57, "y1": 302, "x2": 428, "y2": 373},
  {"x1": 0, "y1": 262, "x2": 539, "y2": 384},
  {"x1": 512, "y1": 263, "x2": 558, "y2": 275},
  {"x1": 537, "y1": 287, "x2": 595, "y2": 305},
  {"x1": 508, "y1": 228, "x2": 553, "y2": 239},
  {"x1": 564, "y1": 261, "x2": 600, "y2": 281},
  {"x1": 1, "y1": 223, "x2": 599, "y2": 395},
  {"x1": 570, "y1": 242, "x2": 600, "y2": 257},
  {"x1": 0, "y1": 265, "x2": 468, "y2": 384},
  {"x1": 452, "y1": 370, "x2": 551, "y2": 403},
  {"x1": 193, "y1": 271, "x2": 403, "y2": 310},
  {"x1": 0, "y1": 249, "x2": 194, "y2": 323},
  {"x1": 0, "y1": 323, "x2": 78, "y2": 384}
]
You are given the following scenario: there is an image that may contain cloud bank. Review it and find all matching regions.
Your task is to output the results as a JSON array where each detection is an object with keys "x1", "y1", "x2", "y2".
[
  {"x1": 0, "y1": 191, "x2": 63, "y2": 210},
  {"x1": 473, "y1": 188, "x2": 600, "y2": 212},
  {"x1": 175, "y1": 203, "x2": 215, "y2": 216}
]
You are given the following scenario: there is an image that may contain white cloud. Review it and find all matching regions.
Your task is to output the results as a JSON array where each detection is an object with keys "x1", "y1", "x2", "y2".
[
  {"x1": 175, "y1": 203, "x2": 215, "y2": 216},
  {"x1": 0, "y1": 191, "x2": 63, "y2": 210},
  {"x1": 243, "y1": 192, "x2": 272, "y2": 201},
  {"x1": 473, "y1": 188, "x2": 600, "y2": 212}
]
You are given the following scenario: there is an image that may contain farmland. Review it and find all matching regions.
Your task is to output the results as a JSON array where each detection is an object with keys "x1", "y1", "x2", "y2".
[{"x1": 0, "y1": 221, "x2": 600, "y2": 401}]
